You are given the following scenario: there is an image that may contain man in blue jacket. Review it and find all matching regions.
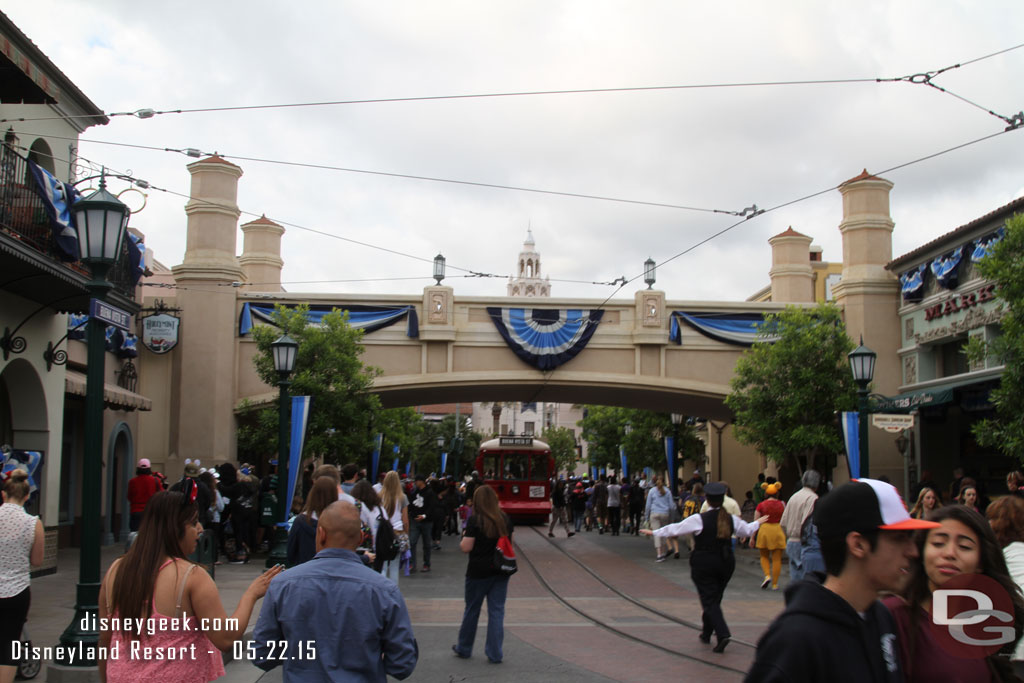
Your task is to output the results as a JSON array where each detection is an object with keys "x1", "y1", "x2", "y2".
[
  {"x1": 746, "y1": 478, "x2": 939, "y2": 683},
  {"x1": 253, "y1": 501, "x2": 418, "y2": 681}
]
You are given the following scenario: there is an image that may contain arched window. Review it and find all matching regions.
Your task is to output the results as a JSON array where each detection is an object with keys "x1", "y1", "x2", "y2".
[
  {"x1": 28, "y1": 138, "x2": 56, "y2": 175},
  {"x1": 526, "y1": 259, "x2": 534, "y2": 278}
]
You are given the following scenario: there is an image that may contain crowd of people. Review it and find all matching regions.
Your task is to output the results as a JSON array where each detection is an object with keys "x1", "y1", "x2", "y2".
[{"x1": 8, "y1": 456, "x2": 1024, "y2": 681}]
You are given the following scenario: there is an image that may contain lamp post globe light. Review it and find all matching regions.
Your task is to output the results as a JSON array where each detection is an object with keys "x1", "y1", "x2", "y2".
[
  {"x1": 267, "y1": 334, "x2": 298, "y2": 568},
  {"x1": 433, "y1": 253, "x2": 446, "y2": 285},
  {"x1": 644, "y1": 257, "x2": 657, "y2": 289},
  {"x1": 848, "y1": 338, "x2": 877, "y2": 479},
  {"x1": 58, "y1": 174, "x2": 130, "y2": 664}
]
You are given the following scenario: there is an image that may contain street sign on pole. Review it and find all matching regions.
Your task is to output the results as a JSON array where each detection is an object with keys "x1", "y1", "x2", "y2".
[
  {"x1": 90, "y1": 298, "x2": 131, "y2": 331},
  {"x1": 871, "y1": 414, "x2": 915, "y2": 433}
]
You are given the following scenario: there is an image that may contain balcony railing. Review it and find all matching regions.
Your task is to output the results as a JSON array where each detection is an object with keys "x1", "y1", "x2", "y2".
[{"x1": 0, "y1": 142, "x2": 136, "y2": 302}]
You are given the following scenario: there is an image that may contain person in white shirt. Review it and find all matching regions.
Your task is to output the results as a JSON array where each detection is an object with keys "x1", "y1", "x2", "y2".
[{"x1": 779, "y1": 470, "x2": 820, "y2": 582}]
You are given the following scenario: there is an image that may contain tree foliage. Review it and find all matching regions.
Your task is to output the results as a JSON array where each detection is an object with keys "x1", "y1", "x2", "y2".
[
  {"x1": 725, "y1": 303, "x2": 857, "y2": 468},
  {"x1": 578, "y1": 406, "x2": 703, "y2": 475},
  {"x1": 541, "y1": 425, "x2": 580, "y2": 476},
  {"x1": 970, "y1": 213, "x2": 1024, "y2": 462},
  {"x1": 238, "y1": 305, "x2": 383, "y2": 464}
]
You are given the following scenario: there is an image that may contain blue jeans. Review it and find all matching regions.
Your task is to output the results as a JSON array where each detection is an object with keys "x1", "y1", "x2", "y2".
[
  {"x1": 786, "y1": 539, "x2": 804, "y2": 582},
  {"x1": 573, "y1": 511, "x2": 584, "y2": 532},
  {"x1": 455, "y1": 574, "x2": 509, "y2": 662},
  {"x1": 408, "y1": 519, "x2": 433, "y2": 568}
]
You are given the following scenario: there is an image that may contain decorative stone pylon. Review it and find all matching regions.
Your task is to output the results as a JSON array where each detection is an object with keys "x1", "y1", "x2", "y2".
[
  {"x1": 768, "y1": 227, "x2": 814, "y2": 303},
  {"x1": 240, "y1": 215, "x2": 285, "y2": 292},
  {"x1": 171, "y1": 155, "x2": 246, "y2": 465}
]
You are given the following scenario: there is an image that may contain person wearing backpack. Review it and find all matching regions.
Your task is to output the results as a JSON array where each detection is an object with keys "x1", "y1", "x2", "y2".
[
  {"x1": 378, "y1": 471, "x2": 409, "y2": 584},
  {"x1": 452, "y1": 485, "x2": 514, "y2": 664}
]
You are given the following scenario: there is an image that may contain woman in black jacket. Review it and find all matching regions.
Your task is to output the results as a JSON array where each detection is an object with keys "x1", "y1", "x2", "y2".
[{"x1": 285, "y1": 477, "x2": 336, "y2": 567}]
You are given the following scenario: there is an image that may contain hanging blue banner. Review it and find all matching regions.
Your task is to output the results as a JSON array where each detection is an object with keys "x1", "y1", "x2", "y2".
[
  {"x1": 842, "y1": 411, "x2": 860, "y2": 479},
  {"x1": 620, "y1": 446, "x2": 627, "y2": 481},
  {"x1": 591, "y1": 466, "x2": 597, "y2": 481},
  {"x1": 284, "y1": 396, "x2": 311, "y2": 523},
  {"x1": 392, "y1": 457, "x2": 399, "y2": 473},
  {"x1": 670, "y1": 311, "x2": 779, "y2": 347},
  {"x1": 441, "y1": 452, "x2": 448, "y2": 474},
  {"x1": 486, "y1": 307, "x2": 603, "y2": 371},
  {"x1": 405, "y1": 461, "x2": 411, "y2": 476},
  {"x1": 665, "y1": 435, "x2": 676, "y2": 489},
  {"x1": 371, "y1": 433, "x2": 383, "y2": 483},
  {"x1": 240, "y1": 302, "x2": 418, "y2": 338}
]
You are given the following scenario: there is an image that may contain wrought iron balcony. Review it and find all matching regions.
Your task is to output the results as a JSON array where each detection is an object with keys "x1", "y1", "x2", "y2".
[{"x1": 0, "y1": 142, "x2": 137, "y2": 306}]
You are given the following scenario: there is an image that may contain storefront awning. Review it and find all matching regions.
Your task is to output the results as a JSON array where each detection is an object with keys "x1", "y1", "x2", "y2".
[
  {"x1": 65, "y1": 370, "x2": 152, "y2": 412},
  {"x1": 877, "y1": 373, "x2": 1000, "y2": 414}
]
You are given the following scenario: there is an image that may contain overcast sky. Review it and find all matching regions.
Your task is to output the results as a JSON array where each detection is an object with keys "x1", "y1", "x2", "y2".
[{"x1": 7, "y1": 2, "x2": 1024, "y2": 303}]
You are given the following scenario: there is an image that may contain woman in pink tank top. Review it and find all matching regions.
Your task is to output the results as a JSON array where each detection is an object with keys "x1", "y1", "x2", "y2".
[{"x1": 98, "y1": 481, "x2": 282, "y2": 682}]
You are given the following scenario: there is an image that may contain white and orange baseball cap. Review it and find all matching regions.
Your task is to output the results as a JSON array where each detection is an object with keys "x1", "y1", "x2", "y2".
[{"x1": 815, "y1": 477, "x2": 940, "y2": 539}]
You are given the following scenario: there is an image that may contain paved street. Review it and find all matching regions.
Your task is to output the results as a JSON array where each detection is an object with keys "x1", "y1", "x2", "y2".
[{"x1": 27, "y1": 526, "x2": 787, "y2": 682}]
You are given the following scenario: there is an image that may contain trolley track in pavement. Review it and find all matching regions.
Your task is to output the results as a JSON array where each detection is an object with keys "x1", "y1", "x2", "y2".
[
  {"x1": 527, "y1": 525, "x2": 758, "y2": 649},
  {"x1": 514, "y1": 525, "x2": 753, "y2": 675}
]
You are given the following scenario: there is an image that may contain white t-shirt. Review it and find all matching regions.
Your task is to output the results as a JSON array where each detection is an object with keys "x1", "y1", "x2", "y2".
[
  {"x1": 359, "y1": 503, "x2": 381, "y2": 544},
  {"x1": 383, "y1": 494, "x2": 408, "y2": 532}
]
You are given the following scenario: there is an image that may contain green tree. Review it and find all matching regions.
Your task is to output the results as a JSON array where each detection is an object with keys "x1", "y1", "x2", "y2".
[
  {"x1": 969, "y1": 213, "x2": 1024, "y2": 462},
  {"x1": 541, "y1": 425, "x2": 580, "y2": 475},
  {"x1": 725, "y1": 303, "x2": 857, "y2": 471},
  {"x1": 578, "y1": 406, "x2": 703, "y2": 475},
  {"x1": 238, "y1": 305, "x2": 382, "y2": 463}
]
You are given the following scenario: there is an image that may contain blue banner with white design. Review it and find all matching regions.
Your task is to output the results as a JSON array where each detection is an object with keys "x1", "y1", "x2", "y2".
[
  {"x1": 620, "y1": 447, "x2": 627, "y2": 481},
  {"x1": 239, "y1": 302, "x2": 418, "y2": 338},
  {"x1": 972, "y1": 228, "x2": 1005, "y2": 263},
  {"x1": 441, "y1": 452, "x2": 448, "y2": 474},
  {"x1": 371, "y1": 433, "x2": 383, "y2": 483},
  {"x1": 392, "y1": 458, "x2": 399, "y2": 473},
  {"x1": 486, "y1": 307, "x2": 603, "y2": 371},
  {"x1": 670, "y1": 311, "x2": 779, "y2": 346},
  {"x1": 930, "y1": 245, "x2": 964, "y2": 290},
  {"x1": 841, "y1": 411, "x2": 860, "y2": 479},
  {"x1": 27, "y1": 159, "x2": 80, "y2": 261},
  {"x1": 284, "y1": 396, "x2": 311, "y2": 524},
  {"x1": 899, "y1": 264, "x2": 927, "y2": 303},
  {"x1": 665, "y1": 435, "x2": 676, "y2": 487}
]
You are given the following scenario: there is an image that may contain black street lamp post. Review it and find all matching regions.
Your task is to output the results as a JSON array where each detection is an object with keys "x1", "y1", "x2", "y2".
[
  {"x1": 266, "y1": 334, "x2": 298, "y2": 568},
  {"x1": 848, "y1": 338, "x2": 877, "y2": 479},
  {"x1": 58, "y1": 173, "x2": 130, "y2": 664}
]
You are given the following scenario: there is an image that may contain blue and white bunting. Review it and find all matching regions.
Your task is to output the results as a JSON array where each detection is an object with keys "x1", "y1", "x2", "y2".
[
  {"x1": 27, "y1": 159, "x2": 80, "y2": 262},
  {"x1": 930, "y1": 245, "x2": 964, "y2": 290},
  {"x1": 239, "y1": 302, "x2": 418, "y2": 338},
  {"x1": 972, "y1": 228, "x2": 1005, "y2": 263},
  {"x1": 899, "y1": 264, "x2": 927, "y2": 303},
  {"x1": 670, "y1": 312, "x2": 779, "y2": 346},
  {"x1": 486, "y1": 307, "x2": 603, "y2": 371}
]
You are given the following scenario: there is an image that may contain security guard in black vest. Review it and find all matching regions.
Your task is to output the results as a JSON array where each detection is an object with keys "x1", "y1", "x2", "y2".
[{"x1": 641, "y1": 481, "x2": 767, "y2": 652}]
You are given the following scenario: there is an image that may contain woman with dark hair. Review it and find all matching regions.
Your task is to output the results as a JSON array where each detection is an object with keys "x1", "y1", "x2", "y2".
[
  {"x1": 883, "y1": 505, "x2": 1024, "y2": 682},
  {"x1": 1, "y1": 470, "x2": 44, "y2": 683},
  {"x1": 288, "y1": 477, "x2": 339, "y2": 567},
  {"x1": 351, "y1": 479, "x2": 381, "y2": 550},
  {"x1": 957, "y1": 485, "x2": 982, "y2": 514},
  {"x1": 909, "y1": 486, "x2": 941, "y2": 520},
  {"x1": 1006, "y1": 471, "x2": 1024, "y2": 497},
  {"x1": 641, "y1": 482, "x2": 767, "y2": 653},
  {"x1": 988, "y1": 495, "x2": 1024, "y2": 676},
  {"x1": 98, "y1": 486, "x2": 281, "y2": 682},
  {"x1": 453, "y1": 485, "x2": 514, "y2": 663}
]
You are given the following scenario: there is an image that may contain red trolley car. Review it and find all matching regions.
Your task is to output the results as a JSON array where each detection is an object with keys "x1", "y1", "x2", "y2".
[{"x1": 475, "y1": 436, "x2": 553, "y2": 522}]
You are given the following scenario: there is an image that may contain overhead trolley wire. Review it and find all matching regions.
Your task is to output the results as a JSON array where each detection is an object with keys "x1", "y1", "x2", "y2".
[{"x1": 3, "y1": 41, "x2": 1021, "y2": 125}]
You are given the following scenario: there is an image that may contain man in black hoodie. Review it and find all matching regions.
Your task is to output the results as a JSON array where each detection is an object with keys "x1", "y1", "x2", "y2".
[
  {"x1": 407, "y1": 474, "x2": 438, "y2": 572},
  {"x1": 746, "y1": 478, "x2": 940, "y2": 683}
]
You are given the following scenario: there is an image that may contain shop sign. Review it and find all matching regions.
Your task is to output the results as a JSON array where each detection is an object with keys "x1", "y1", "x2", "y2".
[
  {"x1": 872, "y1": 414, "x2": 915, "y2": 433},
  {"x1": 141, "y1": 313, "x2": 180, "y2": 354},
  {"x1": 924, "y1": 284, "x2": 996, "y2": 322}
]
